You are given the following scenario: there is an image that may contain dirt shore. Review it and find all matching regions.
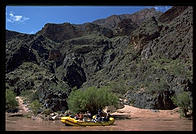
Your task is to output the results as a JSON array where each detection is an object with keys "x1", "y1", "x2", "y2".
[{"x1": 111, "y1": 105, "x2": 182, "y2": 121}]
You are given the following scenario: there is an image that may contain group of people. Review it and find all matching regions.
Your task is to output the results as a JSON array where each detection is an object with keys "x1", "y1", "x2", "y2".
[
  {"x1": 92, "y1": 109, "x2": 111, "y2": 122},
  {"x1": 74, "y1": 111, "x2": 91, "y2": 121},
  {"x1": 66, "y1": 109, "x2": 111, "y2": 122}
]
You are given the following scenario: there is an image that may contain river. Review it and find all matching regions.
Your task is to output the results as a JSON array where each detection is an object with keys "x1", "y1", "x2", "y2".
[{"x1": 6, "y1": 115, "x2": 192, "y2": 131}]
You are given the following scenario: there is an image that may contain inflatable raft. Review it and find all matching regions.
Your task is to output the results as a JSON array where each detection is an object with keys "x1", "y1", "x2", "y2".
[{"x1": 61, "y1": 116, "x2": 115, "y2": 126}]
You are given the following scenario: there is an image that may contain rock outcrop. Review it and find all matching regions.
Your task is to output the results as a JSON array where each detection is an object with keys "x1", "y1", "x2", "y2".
[
  {"x1": 93, "y1": 8, "x2": 162, "y2": 30},
  {"x1": 158, "y1": 6, "x2": 188, "y2": 23}
]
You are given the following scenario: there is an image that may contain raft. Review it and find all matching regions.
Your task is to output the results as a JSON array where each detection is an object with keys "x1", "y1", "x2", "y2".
[{"x1": 60, "y1": 116, "x2": 115, "y2": 126}]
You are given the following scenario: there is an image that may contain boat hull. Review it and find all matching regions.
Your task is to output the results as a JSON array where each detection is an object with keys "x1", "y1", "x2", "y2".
[{"x1": 61, "y1": 116, "x2": 115, "y2": 126}]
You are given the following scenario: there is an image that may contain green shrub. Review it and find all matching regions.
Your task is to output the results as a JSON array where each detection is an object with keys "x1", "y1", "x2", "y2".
[
  {"x1": 20, "y1": 90, "x2": 39, "y2": 102},
  {"x1": 30, "y1": 100, "x2": 42, "y2": 115},
  {"x1": 20, "y1": 90, "x2": 33, "y2": 97},
  {"x1": 42, "y1": 108, "x2": 52, "y2": 115},
  {"x1": 67, "y1": 86, "x2": 119, "y2": 115},
  {"x1": 147, "y1": 57, "x2": 192, "y2": 80},
  {"x1": 105, "y1": 80, "x2": 134, "y2": 97},
  {"x1": 31, "y1": 90, "x2": 39, "y2": 101},
  {"x1": 172, "y1": 91, "x2": 192, "y2": 117},
  {"x1": 6, "y1": 90, "x2": 18, "y2": 111},
  {"x1": 49, "y1": 82, "x2": 69, "y2": 94},
  {"x1": 144, "y1": 77, "x2": 169, "y2": 93},
  {"x1": 20, "y1": 90, "x2": 34, "y2": 101}
]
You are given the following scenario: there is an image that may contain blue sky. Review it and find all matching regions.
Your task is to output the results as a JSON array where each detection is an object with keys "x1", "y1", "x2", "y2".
[{"x1": 6, "y1": 6, "x2": 171, "y2": 34}]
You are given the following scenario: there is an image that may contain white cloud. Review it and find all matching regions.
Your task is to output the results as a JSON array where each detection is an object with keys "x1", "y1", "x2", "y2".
[
  {"x1": 7, "y1": 11, "x2": 29, "y2": 23},
  {"x1": 14, "y1": 16, "x2": 23, "y2": 21},
  {"x1": 9, "y1": 12, "x2": 13, "y2": 17}
]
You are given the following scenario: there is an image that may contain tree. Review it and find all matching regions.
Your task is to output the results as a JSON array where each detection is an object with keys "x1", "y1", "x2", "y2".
[
  {"x1": 67, "y1": 86, "x2": 119, "y2": 115},
  {"x1": 6, "y1": 90, "x2": 18, "y2": 112},
  {"x1": 172, "y1": 91, "x2": 192, "y2": 117}
]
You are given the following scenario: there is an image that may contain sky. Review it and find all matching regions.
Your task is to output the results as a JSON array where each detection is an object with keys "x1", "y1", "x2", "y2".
[{"x1": 6, "y1": 6, "x2": 172, "y2": 34}]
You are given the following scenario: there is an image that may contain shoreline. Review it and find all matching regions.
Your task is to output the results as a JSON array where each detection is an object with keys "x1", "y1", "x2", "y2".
[{"x1": 7, "y1": 96, "x2": 192, "y2": 121}]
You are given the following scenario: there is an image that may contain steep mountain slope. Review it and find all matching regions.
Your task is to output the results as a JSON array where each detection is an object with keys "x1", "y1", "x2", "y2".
[
  {"x1": 84, "y1": 6, "x2": 193, "y2": 109},
  {"x1": 93, "y1": 8, "x2": 162, "y2": 30},
  {"x1": 158, "y1": 6, "x2": 188, "y2": 23},
  {"x1": 5, "y1": 6, "x2": 193, "y2": 112}
]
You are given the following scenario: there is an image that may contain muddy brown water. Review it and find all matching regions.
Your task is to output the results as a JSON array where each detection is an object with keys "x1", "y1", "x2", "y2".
[{"x1": 6, "y1": 115, "x2": 192, "y2": 131}]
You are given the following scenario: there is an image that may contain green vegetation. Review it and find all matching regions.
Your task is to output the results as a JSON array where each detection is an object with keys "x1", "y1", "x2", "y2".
[
  {"x1": 48, "y1": 81, "x2": 70, "y2": 93},
  {"x1": 6, "y1": 90, "x2": 18, "y2": 112},
  {"x1": 30, "y1": 100, "x2": 42, "y2": 115},
  {"x1": 172, "y1": 91, "x2": 192, "y2": 117},
  {"x1": 105, "y1": 80, "x2": 132, "y2": 97},
  {"x1": 132, "y1": 57, "x2": 192, "y2": 94},
  {"x1": 143, "y1": 77, "x2": 169, "y2": 93},
  {"x1": 147, "y1": 57, "x2": 192, "y2": 80},
  {"x1": 67, "y1": 86, "x2": 119, "y2": 115},
  {"x1": 20, "y1": 90, "x2": 39, "y2": 103},
  {"x1": 20, "y1": 90, "x2": 34, "y2": 99},
  {"x1": 42, "y1": 108, "x2": 52, "y2": 115}
]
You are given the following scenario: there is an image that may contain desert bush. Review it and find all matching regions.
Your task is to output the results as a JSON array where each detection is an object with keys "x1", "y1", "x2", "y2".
[
  {"x1": 20, "y1": 90, "x2": 39, "y2": 102},
  {"x1": 6, "y1": 90, "x2": 18, "y2": 112},
  {"x1": 144, "y1": 77, "x2": 169, "y2": 93},
  {"x1": 171, "y1": 91, "x2": 192, "y2": 117},
  {"x1": 106, "y1": 80, "x2": 130, "y2": 96},
  {"x1": 67, "y1": 86, "x2": 119, "y2": 115},
  {"x1": 48, "y1": 81, "x2": 70, "y2": 94},
  {"x1": 30, "y1": 99, "x2": 42, "y2": 115},
  {"x1": 20, "y1": 90, "x2": 33, "y2": 97},
  {"x1": 147, "y1": 57, "x2": 192, "y2": 80},
  {"x1": 42, "y1": 108, "x2": 52, "y2": 115},
  {"x1": 31, "y1": 90, "x2": 40, "y2": 101}
]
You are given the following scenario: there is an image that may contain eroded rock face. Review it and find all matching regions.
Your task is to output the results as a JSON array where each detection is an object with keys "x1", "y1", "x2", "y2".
[
  {"x1": 141, "y1": 6, "x2": 193, "y2": 61},
  {"x1": 63, "y1": 61, "x2": 86, "y2": 89},
  {"x1": 130, "y1": 16, "x2": 162, "y2": 52},
  {"x1": 38, "y1": 23, "x2": 82, "y2": 43},
  {"x1": 124, "y1": 6, "x2": 193, "y2": 109},
  {"x1": 158, "y1": 6, "x2": 188, "y2": 23},
  {"x1": 6, "y1": 62, "x2": 70, "y2": 112},
  {"x1": 93, "y1": 8, "x2": 162, "y2": 30},
  {"x1": 37, "y1": 79, "x2": 69, "y2": 112},
  {"x1": 6, "y1": 44, "x2": 38, "y2": 73},
  {"x1": 38, "y1": 22, "x2": 113, "y2": 43},
  {"x1": 48, "y1": 50, "x2": 61, "y2": 61},
  {"x1": 155, "y1": 90, "x2": 176, "y2": 109},
  {"x1": 125, "y1": 81, "x2": 182, "y2": 110},
  {"x1": 114, "y1": 19, "x2": 138, "y2": 36}
]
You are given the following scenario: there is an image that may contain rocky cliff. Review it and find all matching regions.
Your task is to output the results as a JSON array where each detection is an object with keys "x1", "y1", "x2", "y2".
[
  {"x1": 93, "y1": 8, "x2": 162, "y2": 29},
  {"x1": 6, "y1": 6, "x2": 193, "y2": 112}
]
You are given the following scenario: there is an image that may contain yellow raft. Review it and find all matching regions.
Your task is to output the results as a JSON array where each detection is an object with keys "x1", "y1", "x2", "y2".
[{"x1": 61, "y1": 116, "x2": 115, "y2": 126}]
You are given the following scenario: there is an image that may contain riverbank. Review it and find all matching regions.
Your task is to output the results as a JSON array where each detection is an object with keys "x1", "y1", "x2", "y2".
[
  {"x1": 11, "y1": 96, "x2": 188, "y2": 121},
  {"x1": 111, "y1": 105, "x2": 183, "y2": 120},
  {"x1": 6, "y1": 96, "x2": 192, "y2": 131}
]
